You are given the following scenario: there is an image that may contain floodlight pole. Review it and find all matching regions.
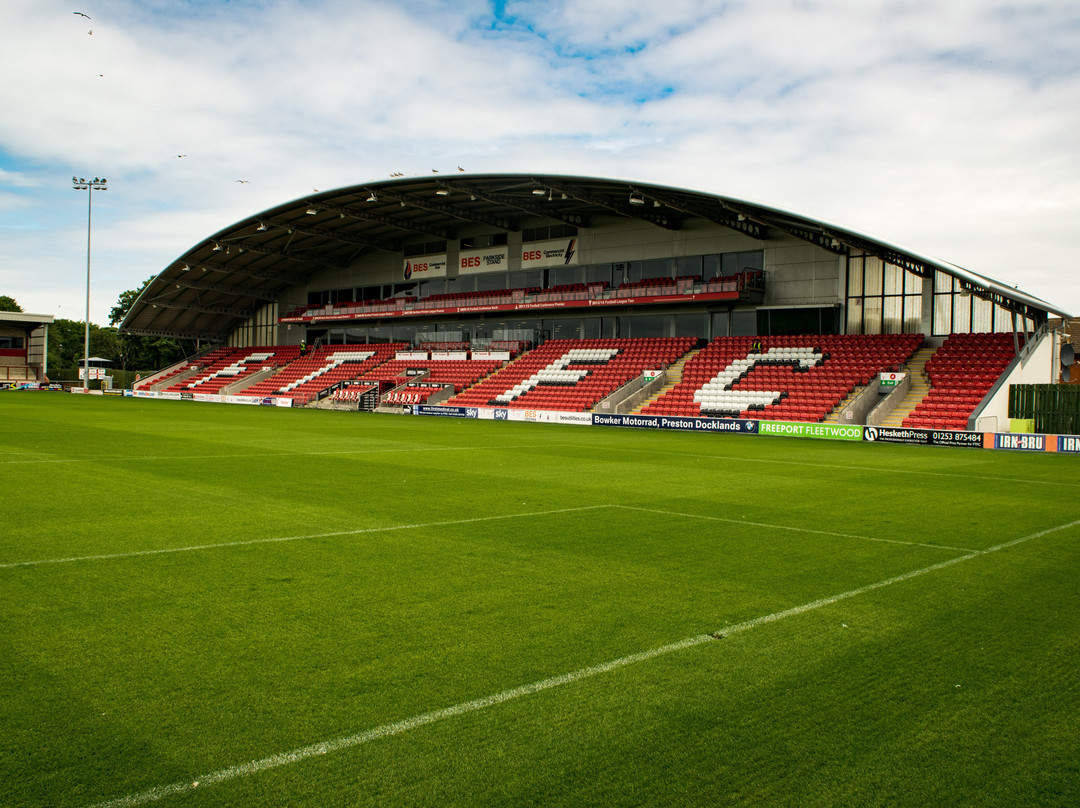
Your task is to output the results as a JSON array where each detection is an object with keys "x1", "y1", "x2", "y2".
[{"x1": 73, "y1": 176, "x2": 107, "y2": 391}]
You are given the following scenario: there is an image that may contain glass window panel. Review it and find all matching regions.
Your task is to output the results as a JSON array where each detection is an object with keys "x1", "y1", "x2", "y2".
[
  {"x1": 368, "y1": 326, "x2": 393, "y2": 344},
  {"x1": 904, "y1": 295, "x2": 922, "y2": 334},
  {"x1": 584, "y1": 318, "x2": 602, "y2": 338},
  {"x1": 884, "y1": 264, "x2": 904, "y2": 296},
  {"x1": 846, "y1": 300, "x2": 863, "y2": 335},
  {"x1": 475, "y1": 273, "x2": 505, "y2": 292},
  {"x1": 586, "y1": 264, "x2": 611, "y2": 285},
  {"x1": 629, "y1": 315, "x2": 667, "y2": 338},
  {"x1": 674, "y1": 313, "x2": 707, "y2": 338},
  {"x1": 676, "y1": 256, "x2": 702, "y2": 277},
  {"x1": 847, "y1": 258, "x2": 863, "y2": 297},
  {"x1": 952, "y1": 295, "x2": 971, "y2": 333},
  {"x1": 935, "y1": 271, "x2": 954, "y2": 294},
  {"x1": 552, "y1": 319, "x2": 583, "y2": 340},
  {"x1": 392, "y1": 324, "x2": 416, "y2": 343},
  {"x1": 509, "y1": 269, "x2": 542, "y2": 289},
  {"x1": 738, "y1": 251, "x2": 764, "y2": 271},
  {"x1": 864, "y1": 257, "x2": 884, "y2": 296},
  {"x1": 601, "y1": 317, "x2": 617, "y2": 339},
  {"x1": 731, "y1": 309, "x2": 757, "y2": 336},
  {"x1": 932, "y1": 295, "x2": 951, "y2": 335},
  {"x1": 972, "y1": 297, "x2": 993, "y2": 332},
  {"x1": 641, "y1": 259, "x2": 671, "y2": 280},
  {"x1": 863, "y1": 297, "x2": 883, "y2": 334},
  {"x1": 702, "y1": 255, "x2": 720, "y2": 281},
  {"x1": 905, "y1": 273, "x2": 923, "y2": 296},
  {"x1": 883, "y1": 296, "x2": 903, "y2": 334},
  {"x1": 711, "y1": 310, "x2": 729, "y2": 338},
  {"x1": 721, "y1": 253, "x2": 739, "y2": 276}
]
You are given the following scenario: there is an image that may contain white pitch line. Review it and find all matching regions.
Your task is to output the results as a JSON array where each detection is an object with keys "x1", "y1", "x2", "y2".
[
  {"x1": 606, "y1": 445, "x2": 1080, "y2": 488},
  {"x1": 0, "y1": 506, "x2": 611, "y2": 570},
  {"x1": 614, "y1": 505, "x2": 976, "y2": 553},
  {"x1": 0, "y1": 444, "x2": 550, "y2": 465},
  {"x1": 82, "y1": 516, "x2": 1080, "y2": 808}
]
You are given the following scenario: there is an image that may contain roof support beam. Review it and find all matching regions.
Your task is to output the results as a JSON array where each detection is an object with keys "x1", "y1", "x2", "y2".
[
  {"x1": 642, "y1": 191, "x2": 765, "y2": 239},
  {"x1": 308, "y1": 199, "x2": 451, "y2": 240},
  {"x1": 371, "y1": 188, "x2": 516, "y2": 231},
  {"x1": 170, "y1": 276, "x2": 282, "y2": 302},
  {"x1": 544, "y1": 181, "x2": 681, "y2": 230},
  {"x1": 254, "y1": 217, "x2": 398, "y2": 253},
  {"x1": 214, "y1": 240, "x2": 351, "y2": 269},
  {"x1": 450, "y1": 181, "x2": 589, "y2": 228}
]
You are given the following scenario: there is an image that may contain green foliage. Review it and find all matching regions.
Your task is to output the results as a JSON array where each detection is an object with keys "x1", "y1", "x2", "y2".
[
  {"x1": 46, "y1": 279, "x2": 199, "y2": 375},
  {"x1": 1, "y1": 400, "x2": 1078, "y2": 808},
  {"x1": 0, "y1": 295, "x2": 22, "y2": 312}
]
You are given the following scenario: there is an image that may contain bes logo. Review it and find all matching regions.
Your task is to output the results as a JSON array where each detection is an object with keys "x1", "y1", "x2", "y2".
[{"x1": 403, "y1": 261, "x2": 413, "y2": 280}]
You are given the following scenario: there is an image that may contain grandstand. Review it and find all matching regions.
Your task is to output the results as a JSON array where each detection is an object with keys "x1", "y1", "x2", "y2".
[{"x1": 117, "y1": 174, "x2": 1071, "y2": 429}]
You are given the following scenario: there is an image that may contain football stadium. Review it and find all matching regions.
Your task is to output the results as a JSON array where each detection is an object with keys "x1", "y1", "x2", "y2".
[{"x1": 3, "y1": 174, "x2": 1079, "y2": 807}]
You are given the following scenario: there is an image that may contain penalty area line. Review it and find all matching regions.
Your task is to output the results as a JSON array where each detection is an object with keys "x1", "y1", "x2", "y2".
[{"x1": 82, "y1": 516, "x2": 1080, "y2": 808}]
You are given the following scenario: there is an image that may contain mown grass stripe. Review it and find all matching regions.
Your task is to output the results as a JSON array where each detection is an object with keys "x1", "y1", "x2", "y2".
[
  {"x1": 616, "y1": 505, "x2": 976, "y2": 552},
  {"x1": 83, "y1": 516, "x2": 1080, "y2": 808},
  {"x1": 0, "y1": 506, "x2": 611, "y2": 569}
]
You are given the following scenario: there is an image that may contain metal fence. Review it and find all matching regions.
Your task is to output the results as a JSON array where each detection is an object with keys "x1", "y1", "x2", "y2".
[{"x1": 1009, "y1": 384, "x2": 1080, "y2": 434}]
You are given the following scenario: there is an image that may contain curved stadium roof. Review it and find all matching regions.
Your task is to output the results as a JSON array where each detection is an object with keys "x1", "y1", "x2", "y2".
[{"x1": 121, "y1": 173, "x2": 1068, "y2": 341}]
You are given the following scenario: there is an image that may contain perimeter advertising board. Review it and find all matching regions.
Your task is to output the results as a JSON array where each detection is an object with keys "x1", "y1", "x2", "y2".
[
  {"x1": 758, "y1": 421, "x2": 863, "y2": 440},
  {"x1": 592, "y1": 414, "x2": 759, "y2": 434},
  {"x1": 993, "y1": 433, "x2": 1047, "y2": 451},
  {"x1": 863, "y1": 426, "x2": 982, "y2": 448}
]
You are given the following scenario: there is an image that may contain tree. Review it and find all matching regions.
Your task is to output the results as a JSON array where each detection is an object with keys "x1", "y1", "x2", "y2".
[
  {"x1": 0, "y1": 295, "x2": 23, "y2": 312},
  {"x1": 109, "y1": 279, "x2": 198, "y2": 372},
  {"x1": 110, "y1": 277, "x2": 153, "y2": 326}
]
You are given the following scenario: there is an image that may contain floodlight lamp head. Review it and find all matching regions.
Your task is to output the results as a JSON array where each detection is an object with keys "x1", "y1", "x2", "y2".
[{"x1": 628, "y1": 193, "x2": 645, "y2": 205}]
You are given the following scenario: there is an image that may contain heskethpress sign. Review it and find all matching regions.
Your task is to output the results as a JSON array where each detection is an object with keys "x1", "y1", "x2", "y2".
[
  {"x1": 759, "y1": 421, "x2": 863, "y2": 441},
  {"x1": 864, "y1": 426, "x2": 982, "y2": 448}
]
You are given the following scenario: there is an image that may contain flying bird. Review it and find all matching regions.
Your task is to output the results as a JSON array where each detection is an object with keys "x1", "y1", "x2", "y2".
[
  {"x1": 458, "y1": 166, "x2": 464, "y2": 172},
  {"x1": 432, "y1": 169, "x2": 439, "y2": 173},
  {"x1": 74, "y1": 12, "x2": 91, "y2": 19},
  {"x1": 177, "y1": 154, "x2": 187, "y2": 158},
  {"x1": 235, "y1": 179, "x2": 249, "y2": 184}
]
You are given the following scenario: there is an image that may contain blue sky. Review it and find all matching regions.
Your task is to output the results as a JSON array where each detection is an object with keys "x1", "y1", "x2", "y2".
[{"x1": 2, "y1": 0, "x2": 1079, "y2": 323}]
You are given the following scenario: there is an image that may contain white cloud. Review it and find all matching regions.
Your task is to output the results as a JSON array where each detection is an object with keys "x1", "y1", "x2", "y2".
[{"x1": 1, "y1": 0, "x2": 1078, "y2": 322}]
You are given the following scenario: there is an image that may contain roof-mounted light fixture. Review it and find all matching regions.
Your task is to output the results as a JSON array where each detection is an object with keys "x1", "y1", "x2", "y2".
[
  {"x1": 256, "y1": 222, "x2": 268, "y2": 231},
  {"x1": 629, "y1": 193, "x2": 646, "y2": 205},
  {"x1": 435, "y1": 187, "x2": 451, "y2": 196},
  {"x1": 366, "y1": 191, "x2": 378, "y2": 202},
  {"x1": 306, "y1": 207, "x2": 318, "y2": 215},
  {"x1": 531, "y1": 187, "x2": 546, "y2": 196}
]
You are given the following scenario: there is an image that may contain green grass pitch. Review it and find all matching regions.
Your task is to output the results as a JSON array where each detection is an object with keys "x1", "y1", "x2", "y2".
[{"x1": 2, "y1": 393, "x2": 1078, "y2": 807}]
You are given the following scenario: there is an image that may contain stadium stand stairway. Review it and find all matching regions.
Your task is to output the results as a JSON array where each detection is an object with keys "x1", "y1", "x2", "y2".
[
  {"x1": 902, "y1": 332, "x2": 1020, "y2": 430},
  {"x1": 875, "y1": 346, "x2": 934, "y2": 428},
  {"x1": 631, "y1": 348, "x2": 701, "y2": 414}
]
